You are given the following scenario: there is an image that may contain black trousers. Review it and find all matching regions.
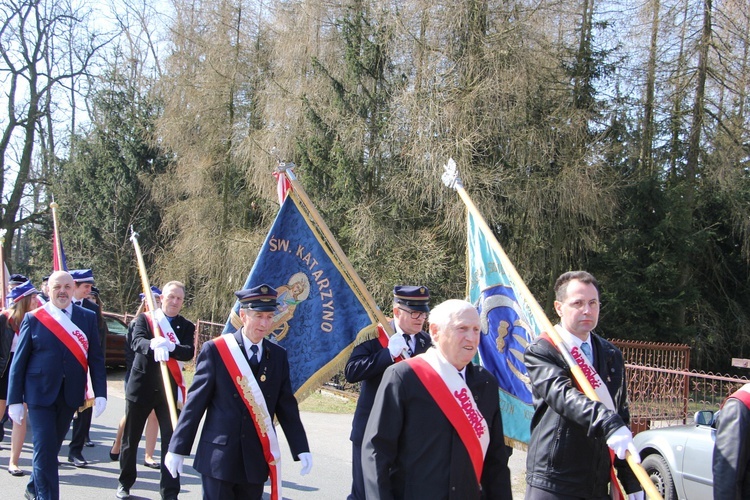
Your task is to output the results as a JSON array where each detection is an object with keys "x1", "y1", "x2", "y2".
[
  {"x1": 347, "y1": 440, "x2": 365, "y2": 500},
  {"x1": 525, "y1": 485, "x2": 610, "y2": 500},
  {"x1": 68, "y1": 406, "x2": 92, "y2": 458},
  {"x1": 201, "y1": 475, "x2": 263, "y2": 500},
  {"x1": 119, "y1": 398, "x2": 179, "y2": 499}
]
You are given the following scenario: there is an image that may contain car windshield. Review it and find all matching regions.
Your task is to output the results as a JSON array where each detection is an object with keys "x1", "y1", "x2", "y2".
[{"x1": 105, "y1": 316, "x2": 128, "y2": 336}]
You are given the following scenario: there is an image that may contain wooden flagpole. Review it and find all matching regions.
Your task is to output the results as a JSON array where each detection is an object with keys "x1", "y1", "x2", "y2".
[
  {"x1": 50, "y1": 201, "x2": 64, "y2": 271},
  {"x1": 129, "y1": 227, "x2": 178, "y2": 429},
  {"x1": 277, "y1": 162, "x2": 395, "y2": 337},
  {"x1": 442, "y1": 158, "x2": 661, "y2": 500}
]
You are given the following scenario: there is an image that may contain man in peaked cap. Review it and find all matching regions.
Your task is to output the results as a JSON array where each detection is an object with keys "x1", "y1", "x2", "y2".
[
  {"x1": 117, "y1": 281, "x2": 194, "y2": 500},
  {"x1": 165, "y1": 284, "x2": 311, "y2": 500},
  {"x1": 38, "y1": 276, "x2": 50, "y2": 302},
  {"x1": 66, "y1": 269, "x2": 105, "y2": 467},
  {"x1": 343, "y1": 285, "x2": 432, "y2": 500}
]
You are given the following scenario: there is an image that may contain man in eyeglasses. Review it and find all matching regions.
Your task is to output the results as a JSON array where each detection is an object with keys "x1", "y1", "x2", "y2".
[{"x1": 344, "y1": 285, "x2": 431, "y2": 500}]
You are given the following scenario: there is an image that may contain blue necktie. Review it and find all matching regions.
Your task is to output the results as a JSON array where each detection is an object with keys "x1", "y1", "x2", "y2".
[
  {"x1": 403, "y1": 334, "x2": 413, "y2": 356},
  {"x1": 249, "y1": 345, "x2": 260, "y2": 373},
  {"x1": 581, "y1": 342, "x2": 593, "y2": 363}
]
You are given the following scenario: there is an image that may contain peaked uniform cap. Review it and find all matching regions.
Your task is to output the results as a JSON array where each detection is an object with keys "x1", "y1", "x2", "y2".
[
  {"x1": 236, "y1": 284, "x2": 279, "y2": 311},
  {"x1": 7, "y1": 280, "x2": 38, "y2": 303},
  {"x1": 70, "y1": 269, "x2": 95, "y2": 283},
  {"x1": 393, "y1": 285, "x2": 430, "y2": 312}
]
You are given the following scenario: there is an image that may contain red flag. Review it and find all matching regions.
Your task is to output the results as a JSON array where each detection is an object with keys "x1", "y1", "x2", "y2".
[
  {"x1": 52, "y1": 229, "x2": 68, "y2": 271},
  {"x1": 273, "y1": 170, "x2": 292, "y2": 205}
]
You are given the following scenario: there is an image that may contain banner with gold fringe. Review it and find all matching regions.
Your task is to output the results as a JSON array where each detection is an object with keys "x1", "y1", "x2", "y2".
[{"x1": 223, "y1": 182, "x2": 379, "y2": 399}]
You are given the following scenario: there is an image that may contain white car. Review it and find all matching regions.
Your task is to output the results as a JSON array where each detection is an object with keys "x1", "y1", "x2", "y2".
[{"x1": 633, "y1": 411, "x2": 716, "y2": 500}]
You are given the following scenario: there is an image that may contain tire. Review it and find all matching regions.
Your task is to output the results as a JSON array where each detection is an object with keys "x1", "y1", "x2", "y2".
[{"x1": 642, "y1": 454, "x2": 677, "y2": 500}]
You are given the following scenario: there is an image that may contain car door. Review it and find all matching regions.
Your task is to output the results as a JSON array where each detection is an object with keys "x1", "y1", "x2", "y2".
[{"x1": 678, "y1": 425, "x2": 715, "y2": 499}]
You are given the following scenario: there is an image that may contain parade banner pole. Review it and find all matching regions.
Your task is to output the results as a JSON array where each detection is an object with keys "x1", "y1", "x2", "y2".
[
  {"x1": 278, "y1": 162, "x2": 394, "y2": 335},
  {"x1": 50, "y1": 201, "x2": 64, "y2": 271},
  {"x1": 0, "y1": 229, "x2": 6, "y2": 309},
  {"x1": 442, "y1": 158, "x2": 661, "y2": 500},
  {"x1": 129, "y1": 227, "x2": 179, "y2": 429}
]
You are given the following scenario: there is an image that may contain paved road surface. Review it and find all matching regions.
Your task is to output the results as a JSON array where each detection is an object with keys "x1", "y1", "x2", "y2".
[{"x1": 0, "y1": 368, "x2": 527, "y2": 499}]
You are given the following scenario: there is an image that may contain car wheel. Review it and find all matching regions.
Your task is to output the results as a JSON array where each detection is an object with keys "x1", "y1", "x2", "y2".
[{"x1": 642, "y1": 454, "x2": 677, "y2": 500}]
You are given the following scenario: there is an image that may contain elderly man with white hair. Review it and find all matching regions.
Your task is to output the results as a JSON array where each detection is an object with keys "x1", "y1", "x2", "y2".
[{"x1": 362, "y1": 299, "x2": 512, "y2": 499}]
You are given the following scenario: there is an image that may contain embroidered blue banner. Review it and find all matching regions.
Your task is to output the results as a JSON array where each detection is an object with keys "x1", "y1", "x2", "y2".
[
  {"x1": 223, "y1": 191, "x2": 377, "y2": 395},
  {"x1": 467, "y1": 210, "x2": 538, "y2": 447}
]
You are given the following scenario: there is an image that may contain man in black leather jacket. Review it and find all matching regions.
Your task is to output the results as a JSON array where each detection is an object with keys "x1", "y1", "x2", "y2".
[
  {"x1": 713, "y1": 383, "x2": 750, "y2": 500},
  {"x1": 524, "y1": 271, "x2": 643, "y2": 499}
]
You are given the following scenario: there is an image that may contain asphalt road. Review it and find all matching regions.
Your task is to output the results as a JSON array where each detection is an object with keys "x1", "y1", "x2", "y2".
[{"x1": 0, "y1": 368, "x2": 527, "y2": 499}]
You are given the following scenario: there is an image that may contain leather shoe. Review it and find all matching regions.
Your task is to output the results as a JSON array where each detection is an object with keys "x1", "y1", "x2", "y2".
[
  {"x1": 68, "y1": 455, "x2": 88, "y2": 468},
  {"x1": 143, "y1": 460, "x2": 160, "y2": 469},
  {"x1": 84, "y1": 440, "x2": 95, "y2": 447},
  {"x1": 115, "y1": 485, "x2": 131, "y2": 499},
  {"x1": 24, "y1": 489, "x2": 35, "y2": 500}
]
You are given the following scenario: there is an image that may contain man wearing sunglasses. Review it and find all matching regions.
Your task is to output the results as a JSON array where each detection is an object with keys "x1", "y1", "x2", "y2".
[{"x1": 344, "y1": 285, "x2": 431, "y2": 500}]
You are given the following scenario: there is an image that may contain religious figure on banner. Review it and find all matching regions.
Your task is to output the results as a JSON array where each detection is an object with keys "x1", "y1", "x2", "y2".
[{"x1": 271, "y1": 273, "x2": 310, "y2": 341}]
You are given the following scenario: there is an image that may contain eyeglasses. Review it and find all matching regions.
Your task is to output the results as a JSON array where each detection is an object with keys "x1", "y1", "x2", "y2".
[{"x1": 397, "y1": 307, "x2": 428, "y2": 319}]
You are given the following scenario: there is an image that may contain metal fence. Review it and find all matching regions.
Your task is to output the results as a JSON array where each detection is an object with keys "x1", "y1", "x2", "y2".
[
  {"x1": 105, "y1": 312, "x2": 224, "y2": 365},
  {"x1": 107, "y1": 313, "x2": 749, "y2": 431},
  {"x1": 612, "y1": 339, "x2": 749, "y2": 433}
]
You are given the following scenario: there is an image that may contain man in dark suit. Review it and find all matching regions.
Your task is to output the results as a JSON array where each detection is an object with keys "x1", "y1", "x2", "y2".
[
  {"x1": 344, "y1": 285, "x2": 431, "y2": 500},
  {"x1": 362, "y1": 299, "x2": 512, "y2": 499},
  {"x1": 67, "y1": 268, "x2": 103, "y2": 467},
  {"x1": 164, "y1": 284, "x2": 312, "y2": 500},
  {"x1": 7, "y1": 271, "x2": 107, "y2": 500},
  {"x1": 116, "y1": 281, "x2": 195, "y2": 500}
]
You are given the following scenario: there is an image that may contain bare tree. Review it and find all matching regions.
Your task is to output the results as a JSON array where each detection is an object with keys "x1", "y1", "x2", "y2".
[{"x1": 0, "y1": 0, "x2": 109, "y2": 261}]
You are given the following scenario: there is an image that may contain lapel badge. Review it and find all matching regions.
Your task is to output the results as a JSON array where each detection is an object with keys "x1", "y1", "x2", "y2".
[{"x1": 260, "y1": 374, "x2": 267, "y2": 382}]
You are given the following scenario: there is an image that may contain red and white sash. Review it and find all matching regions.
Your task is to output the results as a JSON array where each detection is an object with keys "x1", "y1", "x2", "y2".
[
  {"x1": 214, "y1": 334, "x2": 282, "y2": 500},
  {"x1": 407, "y1": 349, "x2": 489, "y2": 483},
  {"x1": 545, "y1": 326, "x2": 625, "y2": 500},
  {"x1": 145, "y1": 309, "x2": 187, "y2": 406},
  {"x1": 34, "y1": 303, "x2": 95, "y2": 403},
  {"x1": 375, "y1": 324, "x2": 407, "y2": 361}
]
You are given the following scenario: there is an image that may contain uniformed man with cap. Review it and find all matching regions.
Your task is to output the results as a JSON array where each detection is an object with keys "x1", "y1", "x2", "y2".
[
  {"x1": 66, "y1": 269, "x2": 105, "y2": 467},
  {"x1": 344, "y1": 285, "x2": 432, "y2": 500},
  {"x1": 164, "y1": 284, "x2": 312, "y2": 500},
  {"x1": 38, "y1": 276, "x2": 50, "y2": 302}
]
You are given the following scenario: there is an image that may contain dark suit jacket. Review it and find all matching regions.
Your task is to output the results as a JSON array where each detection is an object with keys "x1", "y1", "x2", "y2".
[
  {"x1": 362, "y1": 357, "x2": 512, "y2": 499},
  {"x1": 8, "y1": 305, "x2": 107, "y2": 408},
  {"x1": 345, "y1": 322, "x2": 431, "y2": 444},
  {"x1": 169, "y1": 330, "x2": 309, "y2": 484},
  {"x1": 125, "y1": 312, "x2": 195, "y2": 405},
  {"x1": 77, "y1": 297, "x2": 107, "y2": 352}
]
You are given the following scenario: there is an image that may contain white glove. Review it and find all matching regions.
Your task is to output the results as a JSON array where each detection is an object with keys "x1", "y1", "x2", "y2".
[
  {"x1": 8, "y1": 403, "x2": 24, "y2": 424},
  {"x1": 627, "y1": 492, "x2": 645, "y2": 500},
  {"x1": 153, "y1": 346, "x2": 170, "y2": 362},
  {"x1": 166, "y1": 339, "x2": 176, "y2": 352},
  {"x1": 387, "y1": 334, "x2": 408, "y2": 358},
  {"x1": 93, "y1": 397, "x2": 107, "y2": 418},
  {"x1": 164, "y1": 451, "x2": 185, "y2": 478},
  {"x1": 606, "y1": 426, "x2": 640, "y2": 462},
  {"x1": 150, "y1": 337, "x2": 169, "y2": 350},
  {"x1": 299, "y1": 452, "x2": 313, "y2": 475}
]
